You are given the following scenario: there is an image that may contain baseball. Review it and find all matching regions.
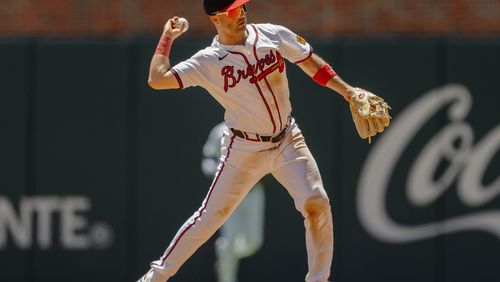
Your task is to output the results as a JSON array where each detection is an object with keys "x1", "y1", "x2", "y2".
[{"x1": 174, "y1": 17, "x2": 189, "y2": 33}]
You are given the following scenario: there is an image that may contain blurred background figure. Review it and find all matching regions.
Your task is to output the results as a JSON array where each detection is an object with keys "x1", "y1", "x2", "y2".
[{"x1": 201, "y1": 122, "x2": 265, "y2": 282}]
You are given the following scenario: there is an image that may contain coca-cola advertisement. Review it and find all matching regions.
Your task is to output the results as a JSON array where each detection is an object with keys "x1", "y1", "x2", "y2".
[{"x1": 336, "y1": 41, "x2": 500, "y2": 282}]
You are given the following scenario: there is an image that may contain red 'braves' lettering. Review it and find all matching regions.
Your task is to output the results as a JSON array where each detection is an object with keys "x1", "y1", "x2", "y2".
[
  {"x1": 222, "y1": 50, "x2": 284, "y2": 92},
  {"x1": 221, "y1": 66, "x2": 236, "y2": 90}
]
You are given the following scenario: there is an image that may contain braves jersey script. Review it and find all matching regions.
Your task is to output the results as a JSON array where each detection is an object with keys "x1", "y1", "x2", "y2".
[{"x1": 171, "y1": 23, "x2": 312, "y2": 135}]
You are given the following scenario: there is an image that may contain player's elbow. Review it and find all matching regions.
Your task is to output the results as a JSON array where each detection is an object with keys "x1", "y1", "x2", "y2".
[
  {"x1": 148, "y1": 77, "x2": 161, "y2": 90},
  {"x1": 148, "y1": 70, "x2": 179, "y2": 90},
  {"x1": 148, "y1": 72, "x2": 164, "y2": 89}
]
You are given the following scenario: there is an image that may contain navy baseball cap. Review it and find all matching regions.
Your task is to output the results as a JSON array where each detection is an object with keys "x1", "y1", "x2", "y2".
[{"x1": 203, "y1": 0, "x2": 251, "y2": 15}]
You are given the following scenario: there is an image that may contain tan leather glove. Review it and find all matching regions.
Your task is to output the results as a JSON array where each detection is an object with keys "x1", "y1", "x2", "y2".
[{"x1": 348, "y1": 87, "x2": 391, "y2": 143}]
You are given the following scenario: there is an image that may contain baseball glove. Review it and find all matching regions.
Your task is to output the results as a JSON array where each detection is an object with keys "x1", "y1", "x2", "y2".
[{"x1": 348, "y1": 87, "x2": 391, "y2": 143}]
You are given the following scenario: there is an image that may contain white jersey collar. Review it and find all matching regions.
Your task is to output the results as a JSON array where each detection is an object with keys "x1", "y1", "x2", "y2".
[{"x1": 210, "y1": 24, "x2": 275, "y2": 51}]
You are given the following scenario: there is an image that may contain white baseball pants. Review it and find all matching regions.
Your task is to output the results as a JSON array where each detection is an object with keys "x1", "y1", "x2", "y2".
[{"x1": 149, "y1": 121, "x2": 334, "y2": 282}]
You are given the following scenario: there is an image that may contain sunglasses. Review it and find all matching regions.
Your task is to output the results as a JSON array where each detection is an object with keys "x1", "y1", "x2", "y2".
[{"x1": 210, "y1": 4, "x2": 247, "y2": 18}]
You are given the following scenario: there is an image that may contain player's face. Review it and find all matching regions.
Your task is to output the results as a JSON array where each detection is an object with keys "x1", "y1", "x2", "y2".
[{"x1": 211, "y1": 5, "x2": 248, "y2": 35}]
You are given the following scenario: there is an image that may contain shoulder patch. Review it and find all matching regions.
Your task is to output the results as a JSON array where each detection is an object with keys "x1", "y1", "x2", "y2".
[{"x1": 296, "y1": 34, "x2": 306, "y2": 45}]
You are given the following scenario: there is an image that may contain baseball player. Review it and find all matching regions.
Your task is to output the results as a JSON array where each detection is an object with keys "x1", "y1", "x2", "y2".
[
  {"x1": 202, "y1": 122, "x2": 265, "y2": 282},
  {"x1": 138, "y1": 0, "x2": 390, "y2": 281}
]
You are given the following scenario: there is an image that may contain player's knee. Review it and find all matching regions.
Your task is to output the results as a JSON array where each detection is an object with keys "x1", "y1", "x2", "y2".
[{"x1": 303, "y1": 194, "x2": 330, "y2": 218}]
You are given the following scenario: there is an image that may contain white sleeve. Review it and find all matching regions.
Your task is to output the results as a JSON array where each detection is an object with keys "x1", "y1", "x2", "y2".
[
  {"x1": 275, "y1": 25, "x2": 313, "y2": 64},
  {"x1": 171, "y1": 51, "x2": 210, "y2": 89}
]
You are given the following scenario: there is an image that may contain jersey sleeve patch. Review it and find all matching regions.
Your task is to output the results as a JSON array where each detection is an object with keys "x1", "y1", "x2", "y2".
[{"x1": 296, "y1": 34, "x2": 307, "y2": 45}]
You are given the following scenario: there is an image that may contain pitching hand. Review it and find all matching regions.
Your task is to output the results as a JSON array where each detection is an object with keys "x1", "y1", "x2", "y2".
[{"x1": 163, "y1": 16, "x2": 187, "y2": 40}]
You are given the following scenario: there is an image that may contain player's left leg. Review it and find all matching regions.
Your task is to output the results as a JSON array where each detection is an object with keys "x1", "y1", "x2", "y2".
[{"x1": 271, "y1": 123, "x2": 334, "y2": 282}]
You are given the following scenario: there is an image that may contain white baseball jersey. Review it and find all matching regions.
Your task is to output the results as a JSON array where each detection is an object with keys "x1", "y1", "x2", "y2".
[{"x1": 171, "y1": 23, "x2": 312, "y2": 135}]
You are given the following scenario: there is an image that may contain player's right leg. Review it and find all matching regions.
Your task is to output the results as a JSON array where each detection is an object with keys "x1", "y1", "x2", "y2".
[{"x1": 140, "y1": 136, "x2": 268, "y2": 282}]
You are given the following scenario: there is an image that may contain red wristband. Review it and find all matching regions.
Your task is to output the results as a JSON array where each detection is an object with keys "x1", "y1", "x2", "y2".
[
  {"x1": 155, "y1": 35, "x2": 173, "y2": 57},
  {"x1": 313, "y1": 64, "x2": 336, "y2": 86}
]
